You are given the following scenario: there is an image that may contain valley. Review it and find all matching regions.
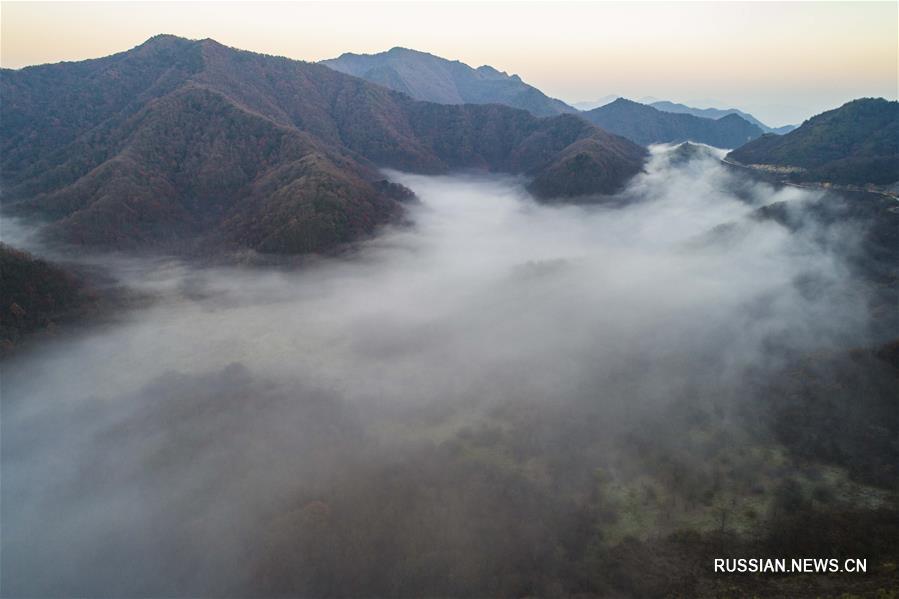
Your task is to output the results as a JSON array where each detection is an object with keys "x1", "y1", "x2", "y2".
[
  {"x1": 3, "y1": 145, "x2": 898, "y2": 597},
  {"x1": 1, "y1": 14, "x2": 898, "y2": 597}
]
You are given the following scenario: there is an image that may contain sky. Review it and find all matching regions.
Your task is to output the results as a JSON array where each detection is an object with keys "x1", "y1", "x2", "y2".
[{"x1": 1, "y1": 1, "x2": 896, "y2": 126}]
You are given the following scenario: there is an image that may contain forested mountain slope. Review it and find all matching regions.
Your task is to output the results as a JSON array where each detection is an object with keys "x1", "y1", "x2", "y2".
[
  {"x1": 727, "y1": 98, "x2": 899, "y2": 185},
  {"x1": 1, "y1": 35, "x2": 646, "y2": 254}
]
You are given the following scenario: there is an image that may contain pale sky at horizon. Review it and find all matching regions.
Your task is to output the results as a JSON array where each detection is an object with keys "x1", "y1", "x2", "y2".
[{"x1": 1, "y1": 1, "x2": 896, "y2": 126}]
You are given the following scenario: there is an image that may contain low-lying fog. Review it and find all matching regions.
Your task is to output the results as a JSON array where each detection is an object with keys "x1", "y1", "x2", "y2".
[{"x1": 0, "y1": 145, "x2": 874, "y2": 596}]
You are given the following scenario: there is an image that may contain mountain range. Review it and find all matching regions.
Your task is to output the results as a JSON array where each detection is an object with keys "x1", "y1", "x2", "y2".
[
  {"x1": 1, "y1": 35, "x2": 645, "y2": 254},
  {"x1": 321, "y1": 47, "x2": 575, "y2": 117},
  {"x1": 727, "y1": 98, "x2": 899, "y2": 185},
  {"x1": 649, "y1": 101, "x2": 796, "y2": 134},
  {"x1": 3, "y1": 36, "x2": 893, "y2": 258},
  {"x1": 581, "y1": 98, "x2": 764, "y2": 148},
  {"x1": 319, "y1": 51, "x2": 787, "y2": 149}
]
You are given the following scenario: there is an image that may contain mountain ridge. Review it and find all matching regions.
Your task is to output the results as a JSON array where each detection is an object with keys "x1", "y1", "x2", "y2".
[
  {"x1": 1, "y1": 35, "x2": 646, "y2": 254},
  {"x1": 649, "y1": 100, "x2": 796, "y2": 134},
  {"x1": 581, "y1": 98, "x2": 764, "y2": 148},
  {"x1": 320, "y1": 47, "x2": 576, "y2": 117},
  {"x1": 726, "y1": 98, "x2": 899, "y2": 185}
]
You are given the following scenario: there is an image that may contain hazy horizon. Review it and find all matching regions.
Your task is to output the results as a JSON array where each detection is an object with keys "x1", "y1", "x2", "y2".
[{"x1": 2, "y1": 1, "x2": 896, "y2": 127}]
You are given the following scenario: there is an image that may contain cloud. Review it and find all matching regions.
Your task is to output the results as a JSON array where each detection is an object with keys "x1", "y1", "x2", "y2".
[{"x1": 0, "y1": 144, "x2": 874, "y2": 596}]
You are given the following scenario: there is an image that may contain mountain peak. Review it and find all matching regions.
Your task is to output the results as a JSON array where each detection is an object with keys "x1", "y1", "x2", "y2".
[
  {"x1": 476, "y1": 64, "x2": 504, "y2": 76},
  {"x1": 139, "y1": 33, "x2": 189, "y2": 45},
  {"x1": 134, "y1": 33, "x2": 198, "y2": 51},
  {"x1": 607, "y1": 97, "x2": 645, "y2": 107},
  {"x1": 320, "y1": 47, "x2": 576, "y2": 116},
  {"x1": 133, "y1": 35, "x2": 233, "y2": 57},
  {"x1": 836, "y1": 97, "x2": 892, "y2": 113},
  {"x1": 385, "y1": 46, "x2": 433, "y2": 58},
  {"x1": 598, "y1": 98, "x2": 654, "y2": 113},
  {"x1": 584, "y1": 97, "x2": 764, "y2": 148},
  {"x1": 128, "y1": 33, "x2": 204, "y2": 61}
]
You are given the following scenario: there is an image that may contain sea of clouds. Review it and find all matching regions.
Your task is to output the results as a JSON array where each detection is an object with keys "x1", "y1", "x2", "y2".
[{"x1": 0, "y1": 144, "x2": 872, "y2": 596}]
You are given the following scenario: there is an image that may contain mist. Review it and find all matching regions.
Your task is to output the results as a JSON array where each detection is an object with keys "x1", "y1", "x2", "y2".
[{"x1": 0, "y1": 145, "x2": 882, "y2": 597}]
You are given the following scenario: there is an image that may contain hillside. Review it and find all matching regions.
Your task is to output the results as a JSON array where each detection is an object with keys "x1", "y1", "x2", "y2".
[
  {"x1": 649, "y1": 100, "x2": 795, "y2": 134},
  {"x1": 0, "y1": 244, "x2": 94, "y2": 352},
  {"x1": 582, "y1": 98, "x2": 764, "y2": 148},
  {"x1": 726, "y1": 98, "x2": 899, "y2": 185},
  {"x1": 321, "y1": 47, "x2": 575, "y2": 117},
  {"x1": 1, "y1": 36, "x2": 645, "y2": 255}
]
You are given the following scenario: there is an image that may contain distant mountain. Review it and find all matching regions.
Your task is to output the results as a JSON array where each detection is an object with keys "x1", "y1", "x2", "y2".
[
  {"x1": 320, "y1": 47, "x2": 576, "y2": 117},
  {"x1": 581, "y1": 98, "x2": 764, "y2": 148},
  {"x1": 727, "y1": 98, "x2": 899, "y2": 185},
  {"x1": 1, "y1": 36, "x2": 645, "y2": 255},
  {"x1": 572, "y1": 95, "x2": 621, "y2": 111},
  {"x1": 649, "y1": 101, "x2": 796, "y2": 134},
  {"x1": 573, "y1": 95, "x2": 661, "y2": 111}
]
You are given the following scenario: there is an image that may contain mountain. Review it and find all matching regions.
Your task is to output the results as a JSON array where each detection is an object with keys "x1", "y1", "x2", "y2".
[
  {"x1": 726, "y1": 98, "x2": 899, "y2": 185},
  {"x1": 649, "y1": 100, "x2": 796, "y2": 134},
  {"x1": 1, "y1": 36, "x2": 646, "y2": 255},
  {"x1": 320, "y1": 47, "x2": 576, "y2": 117},
  {"x1": 572, "y1": 95, "x2": 621, "y2": 111},
  {"x1": 573, "y1": 95, "x2": 661, "y2": 111},
  {"x1": 581, "y1": 98, "x2": 764, "y2": 148}
]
